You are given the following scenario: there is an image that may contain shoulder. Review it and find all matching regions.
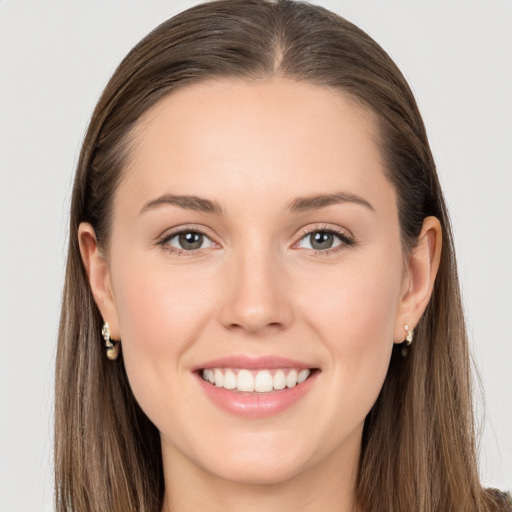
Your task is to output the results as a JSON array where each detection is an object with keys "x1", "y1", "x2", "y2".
[{"x1": 487, "y1": 488, "x2": 512, "y2": 512}]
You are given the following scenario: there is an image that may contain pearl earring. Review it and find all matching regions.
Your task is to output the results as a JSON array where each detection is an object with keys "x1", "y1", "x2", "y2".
[
  {"x1": 404, "y1": 324, "x2": 414, "y2": 346},
  {"x1": 102, "y1": 321, "x2": 120, "y2": 360}
]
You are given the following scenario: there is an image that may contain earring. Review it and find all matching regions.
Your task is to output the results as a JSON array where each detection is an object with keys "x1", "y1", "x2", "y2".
[
  {"x1": 102, "y1": 321, "x2": 120, "y2": 360},
  {"x1": 404, "y1": 324, "x2": 414, "y2": 346}
]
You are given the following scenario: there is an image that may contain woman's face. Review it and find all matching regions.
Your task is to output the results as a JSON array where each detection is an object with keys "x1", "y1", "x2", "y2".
[{"x1": 102, "y1": 78, "x2": 411, "y2": 484}]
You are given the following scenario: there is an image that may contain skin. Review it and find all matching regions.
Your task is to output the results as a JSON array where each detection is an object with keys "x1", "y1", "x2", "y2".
[{"x1": 79, "y1": 77, "x2": 442, "y2": 512}]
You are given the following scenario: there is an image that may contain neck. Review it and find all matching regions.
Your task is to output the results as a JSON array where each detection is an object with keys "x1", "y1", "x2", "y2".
[{"x1": 160, "y1": 436, "x2": 360, "y2": 512}]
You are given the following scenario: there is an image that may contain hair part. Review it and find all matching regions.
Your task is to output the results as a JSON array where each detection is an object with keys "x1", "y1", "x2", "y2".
[{"x1": 56, "y1": 1, "x2": 493, "y2": 510}]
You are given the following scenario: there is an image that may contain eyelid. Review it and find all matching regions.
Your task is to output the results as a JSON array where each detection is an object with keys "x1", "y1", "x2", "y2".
[
  {"x1": 295, "y1": 223, "x2": 354, "y2": 241},
  {"x1": 157, "y1": 223, "x2": 216, "y2": 240},
  {"x1": 157, "y1": 224, "x2": 220, "y2": 254},
  {"x1": 155, "y1": 223, "x2": 355, "y2": 255},
  {"x1": 292, "y1": 223, "x2": 356, "y2": 252}
]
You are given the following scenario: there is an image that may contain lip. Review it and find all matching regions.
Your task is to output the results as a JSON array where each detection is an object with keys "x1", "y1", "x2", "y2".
[
  {"x1": 193, "y1": 355, "x2": 320, "y2": 419},
  {"x1": 191, "y1": 355, "x2": 314, "y2": 372}
]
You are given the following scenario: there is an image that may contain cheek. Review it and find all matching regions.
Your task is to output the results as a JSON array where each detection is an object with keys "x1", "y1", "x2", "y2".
[
  {"x1": 296, "y1": 252, "x2": 403, "y2": 420},
  {"x1": 109, "y1": 252, "x2": 218, "y2": 410},
  {"x1": 300, "y1": 256, "x2": 403, "y2": 352},
  {"x1": 111, "y1": 248, "x2": 218, "y2": 343}
]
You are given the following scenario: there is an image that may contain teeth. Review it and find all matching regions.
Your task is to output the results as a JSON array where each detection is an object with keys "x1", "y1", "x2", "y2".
[
  {"x1": 214, "y1": 369, "x2": 224, "y2": 387},
  {"x1": 237, "y1": 369, "x2": 254, "y2": 392},
  {"x1": 201, "y1": 368, "x2": 312, "y2": 393},
  {"x1": 223, "y1": 369, "x2": 237, "y2": 390},
  {"x1": 254, "y1": 370, "x2": 273, "y2": 392},
  {"x1": 286, "y1": 369, "x2": 298, "y2": 388},
  {"x1": 297, "y1": 369, "x2": 310, "y2": 384},
  {"x1": 274, "y1": 370, "x2": 286, "y2": 390}
]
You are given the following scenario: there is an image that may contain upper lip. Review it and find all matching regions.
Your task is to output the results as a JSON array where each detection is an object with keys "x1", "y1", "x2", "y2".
[{"x1": 192, "y1": 355, "x2": 317, "y2": 372}]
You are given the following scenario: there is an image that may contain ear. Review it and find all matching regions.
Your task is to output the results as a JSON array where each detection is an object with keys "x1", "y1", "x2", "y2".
[
  {"x1": 394, "y1": 216, "x2": 442, "y2": 343},
  {"x1": 78, "y1": 222, "x2": 121, "y2": 340}
]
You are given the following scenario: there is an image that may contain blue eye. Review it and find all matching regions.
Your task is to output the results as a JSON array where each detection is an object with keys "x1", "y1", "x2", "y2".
[
  {"x1": 164, "y1": 231, "x2": 215, "y2": 251},
  {"x1": 297, "y1": 230, "x2": 349, "y2": 251}
]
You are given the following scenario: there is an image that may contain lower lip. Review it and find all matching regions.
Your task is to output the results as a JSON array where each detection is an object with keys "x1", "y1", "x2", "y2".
[{"x1": 195, "y1": 371, "x2": 319, "y2": 419}]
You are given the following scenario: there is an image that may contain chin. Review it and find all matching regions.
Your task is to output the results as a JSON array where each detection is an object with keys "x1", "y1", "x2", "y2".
[
  {"x1": 193, "y1": 434, "x2": 318, "y2": 485},
  {"x1": 204, "y1": 455, "x2": 309, "y2": 486}
]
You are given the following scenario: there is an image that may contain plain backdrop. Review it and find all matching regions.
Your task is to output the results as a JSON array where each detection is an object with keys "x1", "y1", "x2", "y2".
[{"x1": 0, "y1": 0, "x2": 511, "y2": 510}]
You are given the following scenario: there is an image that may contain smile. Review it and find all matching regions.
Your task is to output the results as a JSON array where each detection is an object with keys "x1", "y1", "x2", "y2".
[
  {"x1": 201, "y1": 367, "x2": 313, "y2": 393},
  {"x1": 194, "y1": 356, "x2": 320, "y2": 418}
]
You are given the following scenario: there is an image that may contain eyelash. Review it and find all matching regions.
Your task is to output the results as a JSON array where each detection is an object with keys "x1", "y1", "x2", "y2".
[
  {"x1": 157, "y1": 225, "x2": 215, "y2": 257},
  {"x1": 157, "y1": 224, "x2": 355, "y2": 256},
  {"x1": 295, "y1": 224, "x2": 355, "y2": 255}
]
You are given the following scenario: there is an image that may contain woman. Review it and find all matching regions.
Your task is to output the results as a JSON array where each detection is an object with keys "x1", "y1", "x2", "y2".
[{"x1": 55, "y1": 0, "x2": 511, "y2": 510}]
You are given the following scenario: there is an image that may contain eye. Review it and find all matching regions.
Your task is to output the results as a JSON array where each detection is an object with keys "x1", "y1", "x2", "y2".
[
  {"x1": 163, "y1": 230, "x2": 215, "y2": 252},
  {"x1": 297, "y1": 229, "x2": 351, "y2": 251}
]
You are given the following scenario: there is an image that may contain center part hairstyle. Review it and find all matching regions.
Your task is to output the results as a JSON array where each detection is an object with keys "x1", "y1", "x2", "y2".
[{"x1": 56, "y1": 1, "x2": 496, "y2": 511}]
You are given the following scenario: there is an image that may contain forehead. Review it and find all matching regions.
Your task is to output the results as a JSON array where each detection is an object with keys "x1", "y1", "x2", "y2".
[{"x1": 118, "y1": 77, "x2": 394, "y2": 218}]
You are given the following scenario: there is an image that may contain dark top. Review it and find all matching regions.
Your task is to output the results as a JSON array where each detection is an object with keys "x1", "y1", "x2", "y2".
[{"x1": 489, "y1": 488, "x2": 512, "y2": 511}]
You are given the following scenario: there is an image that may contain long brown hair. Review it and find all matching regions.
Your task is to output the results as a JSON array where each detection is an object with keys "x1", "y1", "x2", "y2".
[{"x1": 55, "y1": 1, "x2": 496, "y2": 510}]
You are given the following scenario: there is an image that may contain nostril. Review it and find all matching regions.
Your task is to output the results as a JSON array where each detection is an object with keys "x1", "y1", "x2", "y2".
[
  {"x1": 218, "y1": 269, "x2": 294, "y2": 333},
  {"x1": 224, "y1": 319, "x2": 286, "y2": 335}
]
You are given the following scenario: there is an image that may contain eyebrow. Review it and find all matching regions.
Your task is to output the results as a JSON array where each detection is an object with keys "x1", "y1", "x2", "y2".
[
  {"x1": 139, "y1": 194, "x2": 224, "y2": 215},
  {"x1": 139, "y1": 191, "x2": 374, "y2": 216},
  {"x1": 287, "y1": 192, "x2": 375, "y2": 213}
]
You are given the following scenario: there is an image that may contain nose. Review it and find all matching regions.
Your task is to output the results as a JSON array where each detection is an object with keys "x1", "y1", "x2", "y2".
[{"x1": 219, "y1": 242, "x2": 293, "y2": 334}]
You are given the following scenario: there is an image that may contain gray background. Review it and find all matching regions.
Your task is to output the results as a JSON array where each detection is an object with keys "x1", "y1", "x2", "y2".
[{"x1": 1, "y1": 0, "x2": 511, "y2": 510}]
